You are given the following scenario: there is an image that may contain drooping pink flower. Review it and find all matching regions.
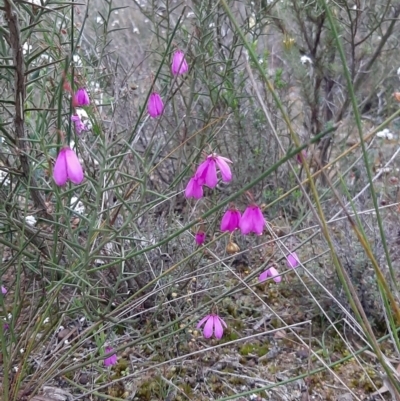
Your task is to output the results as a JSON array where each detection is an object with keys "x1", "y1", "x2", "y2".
[
  {"x1": 185, "y1": 176, "x2": 203, "y2": 199},
  {"x1": 259, "y1": 266, "x2": 281, "y2": 283},
  {"x1": 148, "y1": 92, "x2": 164, "y2": 118},
  {"x1": 171, "y1": 49, "x2": 189, "y2": 75},
  {"x1": 220, "y1": 208, "x2": 241, "y2": 232},
  {"x1": 195, "y1": 231, "x2": 206, "y2": 245},
  {"x1": 195, "y1": 154, "x2": 232, "y2": 188},
  {"x1": 287, "y1": 252, "x2": 300, "y2": 268},
  {"x1": 74, "y1": 88, "x2": 90, "y2": 106},
  {"x1": 71, "y1": 114, "x2": 87, "y2": 135},
  {"x1": 296, "y1": 150, "x2": 307, "y2": 164},
  {"x1": 53, "y1": 147, "x2": 84, "y2": 186},
  {"x1": 197, "y1": 314, "x2": 227, "y2": 339},
  {"x1": 104, "y1": 346, "x2": 117, "y2": 367},
  {"x1": 1, "y1": 285, "x2": 7, "y2": 295},
  {"x1": 239, "y1": 205, "x2": 265, "y2": 235}
]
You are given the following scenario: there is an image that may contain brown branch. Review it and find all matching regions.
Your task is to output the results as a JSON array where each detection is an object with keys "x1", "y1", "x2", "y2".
[{"x1": 4, "y1": 0, "x2": 52, "y2": 220}]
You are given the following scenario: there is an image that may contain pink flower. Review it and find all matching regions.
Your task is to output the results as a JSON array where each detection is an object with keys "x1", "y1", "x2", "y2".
[
  {"x1": 53, "y1": 147, "x2": 84, "y2": 186},
  {"x1": 287, "y1": 252, "x2": 300, "y2": 268},
  {"x1": 197, "y1": 314, "x2": 227, "y2": 339},
  {"x1": 148, "y1": 92, "x2": 164, "y2": 118},
  {"x1": 259, "y1": 266, "x2": 281, "y2": 283},
  {"x1": 185, "y1": 176, "x2": 203, "y2": 199},
  {"x1": 171, "y1": 49, "x2": 189, "y2": 75},
  {"x1": 104, "y1": 346, "x2": 117, "y2": 367},
  {"x1": 195, "y1": 154, "x2": 232, "y2": 188},
  {"x1": 71, "y1": 114, "x2": 86, "y2": 135},
  {"x1": 195, "y1": 231, "x2": 206, "y2": 245},
  {"x1": 74, "y1": 88, "x2": 90, "y2": 106},
  {"x1": 220, "y1": 208, "x2": 241, "y2": 232},
  {"x1": 1, "y1": 285, "x2": 7, "y2": 295},
  {"x1": 239, "y1": 205, "x2": 265, "y2": 235},
  {"x1": 296, "y1": 150, "x2": 307, "y2": 164}
]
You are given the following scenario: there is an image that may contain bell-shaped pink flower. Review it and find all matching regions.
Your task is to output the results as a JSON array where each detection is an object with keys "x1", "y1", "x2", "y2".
[
  {"x1": 195, "y1": 154, "x2": 232, "y2": 188},
  {"x1": 195, "y1": 231, "x2": 206, "y2": 245},
  {"x1": 74, "y1": 88, "x2": 90, "y2": 106},
  {"x1": 104, "y1": 346, "x2": 117, "y2": 367},
  {"x1": 171, "y1": 49, "x2": 189, "y2": 75},
  {"x1": 71, "y1": 114, "x2": 87, "y2": 135},
  {"x1": 148, "y1": 92, "x2": 164, "y2": 118},
  {"x1": 239, "y1": 205, "x2": 265, "y2": 235},
  {"x1": 185, "y1": 176, "x2": 203, "y2": 199},
  {"x1": 1, "y1": 285, "x2": 7, "y2": 295},
  {"x1": 287, "y1": 252, "x2": 300, "y2": 268},
  {"x1": 53, "y1": 147, "x2": 84, "y2": 186},
  {"x1": 197, "y1": 314, "x2": 227, "y2": 339},
  {"x1": 220, "y1": 208, "x2": 241, "y2": 232},
  {"x1": 296, "y1": 150, "x2": 307, "y2": 164},
  {"x1": 259, "y1": 266, "x2": 281, "y2": 283}
]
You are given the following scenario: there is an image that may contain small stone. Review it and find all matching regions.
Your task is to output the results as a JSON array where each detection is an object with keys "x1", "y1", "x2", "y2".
[
  {"x1": 296, "y1": 349, "x2": 309, "y2": 359},
  {"x1": 57, "y1": 328, "x2": 70, "y2": 340},
  {"x1": 79, "y1": 373, "x2": 89, "y2": 385}
]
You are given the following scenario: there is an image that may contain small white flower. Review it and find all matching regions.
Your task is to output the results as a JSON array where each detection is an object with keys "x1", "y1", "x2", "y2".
[
  {"x1": 70, "y1": 196, "x2": 85, "y2": 215},
  {"x1": 186, "y1": 11, "x2": 195, "y2": 18},
  {"x1": 73, "y1": 54, "x2": 83, "y2": 67},
  {"x1": 20, "y1": 348, "x2": 24, "y2": 354},
  {"x1": 133, "y1": 27, "x2": 140, "y2": 34},
  {"x1": 43, "y1": 317, "x2": 50, "y2": 324},
  {"x1": 7, "y1": 313, "x2": 12, "y2": 320},
  {"x1": 25, "y1": 216, "x2": 37, "y2": 226},
  {"x1": 249, "y1": 17, "x2": 255, "y2": 30},
  {"x1": 300, "y1": 55, "x2": 313, "y2": 65},
  {"x1": 76, "y1": 108, "x2": 89, "y2": 119},
  {"x1": 0, "y1": 170, "x2": 10, "y2": 186},
  {"x1": 376, "y1": 128, "x2": 394, "y2": 140},
  {"x1": 64, "y1": 340, "x2": 69, "y2": 345},
  {"x1": 96, "y1": 16, "x2": 103, "y2": 24},
  {"x1": 13, "y1": 367, "x2": 18, "y2": 372},
  {"x1": 22, "y1": 43, "x2": 32, "y2": 55}
]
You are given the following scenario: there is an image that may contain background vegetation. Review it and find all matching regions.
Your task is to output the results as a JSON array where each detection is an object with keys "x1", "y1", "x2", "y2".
[{"x1": 1, "y1": 0, "x2": 400, "y2": 400}]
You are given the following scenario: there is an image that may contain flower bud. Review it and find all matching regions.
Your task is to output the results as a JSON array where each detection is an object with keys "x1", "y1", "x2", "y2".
[{"x1": 226, "y1": 241, "x2": 240, "y2": 254}]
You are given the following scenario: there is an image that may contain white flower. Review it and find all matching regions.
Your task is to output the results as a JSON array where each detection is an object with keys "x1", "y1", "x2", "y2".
[
  {"x1": 73, "y1": 54, "x2": 82, "y2": 67},
  {"x1": 25, "y1": 216, "x2": 37, "y2": 226},
  {"x1": 300, "y1": 55, "x2": 313, "y2": 65},
  {"x1": 43, "y1": 317, "x2": 50, "y2": 324},
  {"x1": 186, "y1": 11, "x2": 195, "y2": 18},
  {"x1": 70, "y1": 196, "x2": 85, "y2": 215},
  {"x1": 0, "y1": 170, "x2": 10, "y2": 186},
  {"x1": 22, "y1": 43, "x2": 32, "y2": 55},
  {"x1": 96, "y1": 16, "x2": 103, "y2": 24},
  {"x1": 376, "y1": 128, "x2": 394, "y2": 140},
  {"x1": 133, "y1": 27, "x2": 140, "y2": 34}
]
